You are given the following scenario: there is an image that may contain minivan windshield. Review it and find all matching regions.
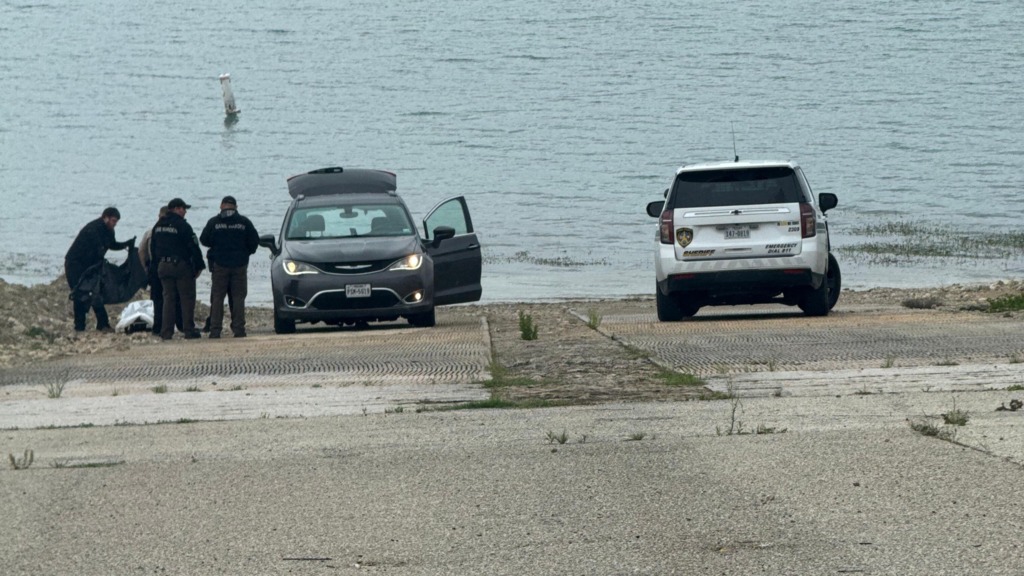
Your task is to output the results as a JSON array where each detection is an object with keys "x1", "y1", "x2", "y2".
[
  {"x1": 286, "y1": 203, "x2": 415, "y2": 240},
  {"x1": 669, "y1": 167, "x2": 802, "y2": 208}
]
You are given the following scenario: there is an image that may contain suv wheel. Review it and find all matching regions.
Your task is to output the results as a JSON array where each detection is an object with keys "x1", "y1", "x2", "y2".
[
  {"x1": 657, "y1": 287, "x2": 700, "y2": 321},
  {"x1": 826, "y1": 253, "x2": 842, "y2": 310},
  {"x1": 798, "y1": 275, "x2": 831, "y2": 317},
  {"x1": 273, "y1": 305, "x2": 296, "y2": 334},
  {"x1": 407, "y1": 308, "x2": 436, "y2": 328}
]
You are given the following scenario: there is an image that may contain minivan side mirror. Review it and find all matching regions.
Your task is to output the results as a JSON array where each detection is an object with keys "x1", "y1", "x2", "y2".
[
  {"x1": 818, "y1": 193, "x2": 838, "y2": 214},
  {"x1": 431, "y1": 226, "x2": 456, "y2": 248},
  {"x1": 646, "y1": 200, "x2": 665, "y2": 218},
  {"x1": 259, "y1": 234, "x2": 280, "y2": 256}
]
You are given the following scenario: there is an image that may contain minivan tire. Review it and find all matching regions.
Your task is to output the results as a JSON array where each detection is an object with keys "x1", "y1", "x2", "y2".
[
  {"x1": 273, "y1": 306, "x2": 296, "y2": 334},
  {"x1": 407, "y1": 308, "x2": 436, "y2": 328}
]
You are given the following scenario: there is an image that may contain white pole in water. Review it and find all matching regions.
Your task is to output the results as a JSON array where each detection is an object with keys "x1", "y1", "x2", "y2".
[{"x1": 219, "y1": 73, "x2": 240, "y2": 115}]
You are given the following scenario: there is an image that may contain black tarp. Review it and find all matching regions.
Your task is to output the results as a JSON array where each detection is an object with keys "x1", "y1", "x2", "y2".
[{"x1": 71, "y1": 246, "x2": 148, "y2": 307}]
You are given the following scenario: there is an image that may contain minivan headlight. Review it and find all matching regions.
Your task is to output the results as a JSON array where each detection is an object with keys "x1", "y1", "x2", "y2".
[
  {"x1": 389, "y1": 254, "x2": 423, "y2": 271},
  {"x1": 283, "y1": 260, "x2": 319, "y2": 275}
]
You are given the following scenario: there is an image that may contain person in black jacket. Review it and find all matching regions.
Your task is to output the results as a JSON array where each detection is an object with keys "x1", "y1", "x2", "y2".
[
  {"x1": 139, "y1": 206, "x2": 183, "y2": 336},
  {"x1": 151, "y1": 198, "x2": 206, "y2": 340},
  {"x1": 200, "y1": 195, "x2": 259, "y2": 338},
  {"x1": 64, "y1": 207, "x2": 133, "y2": 332}
]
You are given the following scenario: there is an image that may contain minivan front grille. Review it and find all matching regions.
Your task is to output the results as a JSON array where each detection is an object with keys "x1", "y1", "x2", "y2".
[{"x1": 317, "y1": 259, "x2": 391, "y2": 274}]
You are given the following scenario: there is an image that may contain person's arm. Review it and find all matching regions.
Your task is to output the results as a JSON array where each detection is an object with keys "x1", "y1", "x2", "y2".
[
  {"x1": 199, "y1": 218, "x2": 213, "y2": 248},
  {"x1": 187, "y1": 224, "x2": 206, "y2": 275},
  {"x1": 245, "y1": 217, "x2": 260, "y2": 255},
  {"x1": 138, "y1": 229, "x2": 153, "y2": 267}
]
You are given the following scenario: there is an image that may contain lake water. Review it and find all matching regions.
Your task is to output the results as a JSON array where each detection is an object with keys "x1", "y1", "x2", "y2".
[{"x1": 2, "y1": 0, "x2": 1022, "y2": 305}]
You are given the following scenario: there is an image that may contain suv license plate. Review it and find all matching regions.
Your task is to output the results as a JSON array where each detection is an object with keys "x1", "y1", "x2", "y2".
[
  {"x1": 346, "y1": 284, "x2": 372, "y2": 298},
  {"x1": 724, "y1": 228, "x2": 750, "y2": 239}
]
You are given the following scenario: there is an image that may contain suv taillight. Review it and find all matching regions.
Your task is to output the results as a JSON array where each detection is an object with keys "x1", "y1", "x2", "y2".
[
  {"x1": 799, "y1": 203, "x2": 816, "y2": 238},
  {"x1": 659, "y1": 210, "x2": 674, "y2": 244}
]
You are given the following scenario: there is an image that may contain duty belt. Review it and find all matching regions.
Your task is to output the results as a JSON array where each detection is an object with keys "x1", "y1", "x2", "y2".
[{"x1": 159, "y1": 257, "x2": 180, "y2": 263}]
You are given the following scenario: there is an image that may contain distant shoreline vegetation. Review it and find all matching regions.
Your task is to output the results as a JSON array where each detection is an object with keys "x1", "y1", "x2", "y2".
[
  {"x1": 838, "y1": 220, "x2": 1024, "y2": 265},
  {"x1": 485, "y1": 251, "x2": 609, "y2": 268}
]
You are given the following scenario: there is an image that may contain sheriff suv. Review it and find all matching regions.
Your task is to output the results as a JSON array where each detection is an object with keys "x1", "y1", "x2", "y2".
[
  {"x1": 259, "y1": 167, "x2": 482, "y2": 333},
  {"x1": 645, "y1": 160, "x2": 840, "y2": 321}
]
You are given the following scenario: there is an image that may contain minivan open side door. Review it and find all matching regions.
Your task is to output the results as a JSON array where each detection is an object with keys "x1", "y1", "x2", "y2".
[{"x1": 423, "y1": 196, "x2": 482, "y2": 306}]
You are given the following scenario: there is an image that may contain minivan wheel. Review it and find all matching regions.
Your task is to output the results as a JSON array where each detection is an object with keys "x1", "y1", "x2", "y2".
[
  {"x1": 273, "y1": 306, "x2": 296, "y2": 334},
  {"x1": 407, "y1": 308, "x2": 436, "y2": 328},
  {"x1": 826, "y1": 253, "x2": 842, "y2": 310}
]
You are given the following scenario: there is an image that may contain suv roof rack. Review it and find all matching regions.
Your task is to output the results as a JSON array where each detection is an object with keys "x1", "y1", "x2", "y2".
[{"x1": 287, "y1": 167, "x2": 397, "y2": 198}]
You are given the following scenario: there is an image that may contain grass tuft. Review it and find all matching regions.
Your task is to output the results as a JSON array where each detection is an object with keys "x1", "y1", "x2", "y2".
[
  {"x1": 909, "y1": 420, "x2": 955, "y2": 441},
  {"x1": 657, "y1": 370, "x2": 706, "y2": 387},
  {"x1": 8, "y1": 449, "x2": 34, "y2": 470},
  {"x1": 987, "y1": 293, "x2": 1024, "y2": 313},
  {"x1": 518, "y1": 311, "x2": 538, "y2": 340},
  {"x1": 45, "y1": 368, "x2": 70, "y2": 399},
  {"x1": 586, "y1": 309, "x2": 602, "y2": 330},
  {"x1": 546, "y1": 430, "x2": 569, "y2": 445}
]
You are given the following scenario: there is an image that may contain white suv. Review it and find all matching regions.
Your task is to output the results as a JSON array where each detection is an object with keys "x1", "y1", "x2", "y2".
[{"x1": 645, "y1": 160, "x2": 840, "y2": 320}]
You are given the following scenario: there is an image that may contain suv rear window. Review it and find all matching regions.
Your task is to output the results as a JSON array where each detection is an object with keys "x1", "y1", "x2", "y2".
[{"x1": 669, "y1": 167, "x2": 803, "y2": 208}]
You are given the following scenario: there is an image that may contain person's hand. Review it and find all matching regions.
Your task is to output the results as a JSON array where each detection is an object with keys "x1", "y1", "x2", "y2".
[{"x1": 128, "y1": 236, "x2": 137, "y2": 248}]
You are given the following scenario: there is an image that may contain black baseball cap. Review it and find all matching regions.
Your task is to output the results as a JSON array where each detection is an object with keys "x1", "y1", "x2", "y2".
[
  {"x1": 168, "y1": 198, "x2": 191, "y2": 210},
  {"x1": 221, "y1": 195, "x2": 237, "y2": 206}
]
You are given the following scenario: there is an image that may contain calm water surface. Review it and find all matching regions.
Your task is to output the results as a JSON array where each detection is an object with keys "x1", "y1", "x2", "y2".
[{"x1": 2, "y1": 1, "x2": 1022, "y2": 304}]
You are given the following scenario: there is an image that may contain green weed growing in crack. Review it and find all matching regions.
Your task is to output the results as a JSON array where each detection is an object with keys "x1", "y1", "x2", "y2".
[
  {"x1": 8, "y1": 449, "x2": 34, "y2": 470},
  {"x1": 935, "y1": 358, "x2": 960, "y2": 367},
  {"x1": 882, "y1": 355, "x2": 897, "y2": 369},
  {"x1": 151, "y1": 384, "x2": 168, "y2": 394},
  {"x1": 626, "y1": 431, "x2": 647, "y2": 441},
  {"x1": 384, "y1": 406, "x2": 405, "y2": 414},
  {"x1": 941, "y1": 398, "x2": 970, "y2": 426},
  {"x1": 657, "y1": 370, "x2": 706, "y2": 387},
  {"x1": 45, "y1": 368, "x2": 70, "y2": 399},
  {"x1": 518, "y1": 311, "x2": 538, "y2": 340},
  {"x1": 1009, "y1": 354, "x2": 1022, "y2": 365},
  {"x1": 586, "y1": 309, "x2": 602, "y2": 330},
  {"x1": 184, "y1": 385, "x2": 200, "y2": 392},
  {"x1": 546, "y1": 430, "x2": 569, "y2": 445}
]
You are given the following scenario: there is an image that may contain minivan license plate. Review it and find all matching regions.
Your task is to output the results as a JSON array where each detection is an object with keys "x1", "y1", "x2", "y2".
[
  {"x1": 346, "y1": 284, "x2": 371, "y2": 298},
  {"x1": 724, "y1": 228, "x2": 750, "y2": 239}
]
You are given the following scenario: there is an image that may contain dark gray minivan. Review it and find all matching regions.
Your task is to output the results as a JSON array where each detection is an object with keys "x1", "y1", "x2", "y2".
[{"x1": 258, "y1": 167, "x2": 482, "y2": 333}]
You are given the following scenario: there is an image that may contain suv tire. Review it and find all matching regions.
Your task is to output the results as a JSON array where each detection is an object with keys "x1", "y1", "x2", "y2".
[
  {"x1": 657, "y1": 287, "x2": 700, "y2": 321},
  {"x1": 826, "y1": 253, "x2": 842, "y2": 310},
  {"x1": 798, "y1": 273, "x2": 831, "y2": 317}
]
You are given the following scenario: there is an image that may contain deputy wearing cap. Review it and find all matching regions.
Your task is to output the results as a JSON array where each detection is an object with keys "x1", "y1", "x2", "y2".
[
  {"x1": 151, "y1": 198, "x2": 206, "y2": 340},
  {"x1": 200, "y1": 195, "x2": 260, "y2": 338}
]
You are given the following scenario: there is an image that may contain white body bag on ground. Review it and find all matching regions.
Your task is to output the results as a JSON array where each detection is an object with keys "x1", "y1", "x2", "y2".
[{"x1": 116, "y1": 300, "x2": 155, "y2": 333}]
